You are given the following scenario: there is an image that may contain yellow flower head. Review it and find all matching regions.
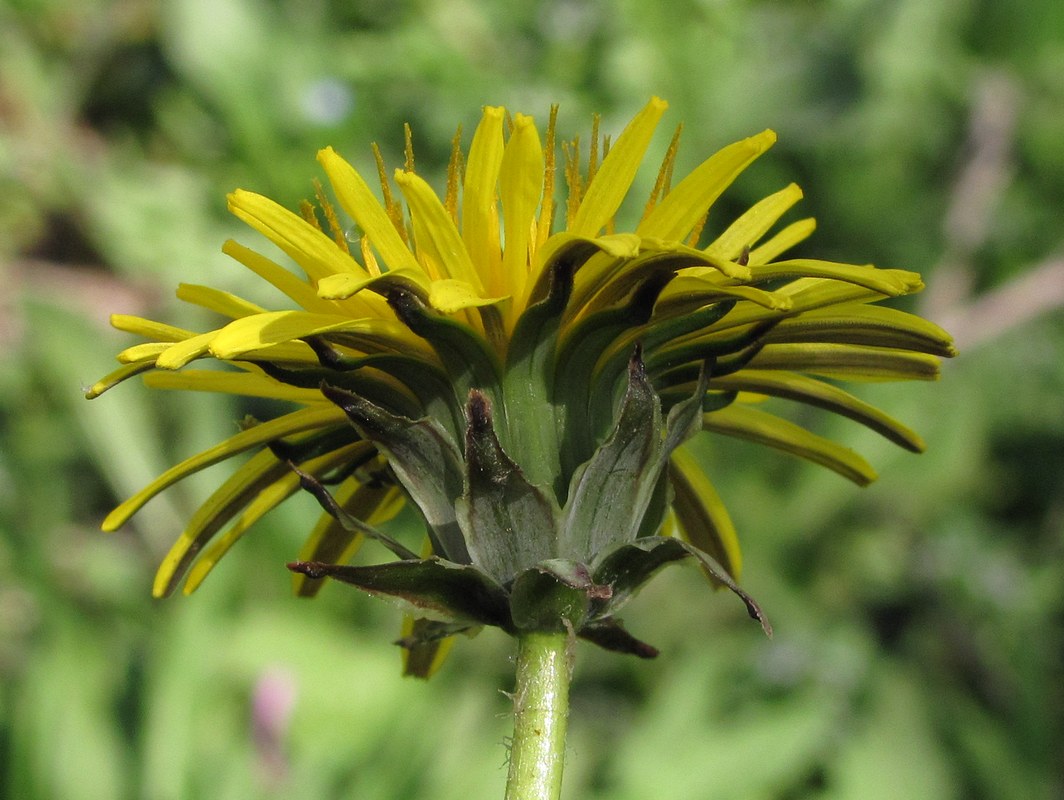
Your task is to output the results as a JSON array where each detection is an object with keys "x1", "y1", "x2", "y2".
[{"x1": 91, "y1": 98, "x2": 954, "y2": 673}]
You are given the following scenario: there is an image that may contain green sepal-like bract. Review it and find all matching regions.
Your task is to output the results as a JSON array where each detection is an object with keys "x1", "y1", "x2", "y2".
[
  {"x1": 560, "y1": 348, "x2": 708, "y2": 562},
  {"x1": 457, "y1": 391, "x2": 560, "y2": 584},
  {"x1": 321, "y1": 384, "x2": 471, "y2": 563},
  {"x1": 288, "y1": 558, "x2": 513, "y2": 630},
  {"x1": 592, "y1": 536, "x2": 771, "y2": 636},
  {"x1": 509, "y1": 559, "x2": 610, "y2": 632}
]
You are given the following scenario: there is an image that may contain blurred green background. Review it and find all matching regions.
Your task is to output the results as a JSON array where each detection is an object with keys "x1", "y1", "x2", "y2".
[{"x1": 2, "y1": 0, "x2": 1062, "y2": 797}]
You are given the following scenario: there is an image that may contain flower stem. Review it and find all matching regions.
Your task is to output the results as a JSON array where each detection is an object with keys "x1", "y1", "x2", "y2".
[{"x1": 504, "y1": 630, "x2": 573, "y2": 800}]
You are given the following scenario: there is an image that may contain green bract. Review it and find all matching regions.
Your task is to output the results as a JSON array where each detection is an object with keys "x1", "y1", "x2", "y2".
[{"x1": 91, "y1": 98, "x2": 954, "y2": 676}]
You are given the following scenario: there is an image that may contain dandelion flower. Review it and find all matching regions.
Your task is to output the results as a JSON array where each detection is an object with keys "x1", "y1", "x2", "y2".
[{"x1": 90, "y1": 98, "x2": 955, "y2": 673}]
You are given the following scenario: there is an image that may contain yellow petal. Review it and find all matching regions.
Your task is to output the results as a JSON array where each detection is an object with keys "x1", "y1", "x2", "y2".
[
  {"x1": 143, "y1": 369, "x2": 325, "y2": 403},
  {"x1": 110, "y1": 315, "x2": 193, "y2": 341},
  {"x1": 206, "y1": 310, "x2": 426, "y2": 360},
  {"x1": 176, "y1": 283, "x2": 265, "y2": 319},
  {"x1": 223, "y1": 239, "x2": 336, "y2": 313},
  {"x1": 84, "y1": 362, "x2": 155, "y2": 398},
  {"x1": 747, "y1": 218, "x2": 817, "y2": 265},
  {"x1": 316, "y1": 268, "x2": 431, "y2": 302},
  {"x1": 637, "y1": 129, "x2": 777, "y2": 242},
  {"x1": 702, "y1": 404, "x2": 878, "y2": 485},
  {"x1": 747, "y1": 343, "x2": 943, "y2": 381},
  {"x1": 118, "y1": 342, "x2": 169, "y2": 364},
  {"x1": 499, "y1": 113, "x2": 544, "y2": 307},
  {"x1": 155, "y1": 332, "x2": 217, "y2": 369},
  {"x1": 570, "y1": 97, "x2": 668, "y2": 238},
  {"x1": 182, "y1": 442, "x2": 369, "y2": 594},
  {"x1": 429, "y1": 279, "x2": 508, "y2": 314},
  {"x1": 103, "y1": 405, "x2": 351, "y2": 532},
  {"x1": 669, "y1": 448, "x2": 742, "y2": 580},
  {"x1": 705, "y1": 183, "x2": 804, "y2": 261},
  {"x1": 318, "y1": 146, "x2": 423, "y2": 274},
  {"x1": 463, "y1": 106, "x2": 505, "y2": 287},
  {"x1": 152, "y1": 448, "x2": 290, "y2": 596},
  {"x1": 395, "y1": 169, "x2": 483, "y2": 292},
  {"x1": 228, "y1": 189, "x2": 367, "y2": 282},
  {"x1": 750, "y1": 260, "x2": 923, "y2": 297}
]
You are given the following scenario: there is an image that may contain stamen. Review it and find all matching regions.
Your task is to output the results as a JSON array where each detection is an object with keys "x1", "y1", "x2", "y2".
[
  {"x1": 601, "y1": 134, "x2": 614, "y2": 234},
  {"x1": 372, "y1": 143, "x2": 409, "y2": 245},
  {"x1": 314, "y1": 178, "x2": 350, "y2": 254},
  {"x1": 536, "y1": 105, "x2": 558, "y2": 248},
  {"x1": 563, "y1": 137, "x2": 582, "y2": 229},
  {"x1": 298, "y1": 200, "x2": 322, "y2": 231},
  {"x1": 641, "y1": 123, "x2": 684, "y2": 224},
  {"x1": 403, "y1": 123, "x2": 415, "y2": 174},
  {"x1": 588, "y1": 113, "x2": 601, "y2": 185},
  {"x1": 444, "y1": 125, "x2": 463, "y2": 225},
  {"x1": 361, "y1": 236, "x2": 382, "y2": 277},
  {"x1": 686, "y1": 210, "x2": 709, "y2": 248}
]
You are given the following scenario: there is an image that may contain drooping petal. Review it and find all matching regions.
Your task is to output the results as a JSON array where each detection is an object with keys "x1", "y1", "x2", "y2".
[
  {"x1": 181, "y1": 442, "x2": 371, "y2": 594},
  {"x1": 707, "y1": 369, "x2": 926, "y2": 452},
  {"x1": 102, "y1": 405, "x2": 352, "y2": 532},
  {"x1": 668, "y1": 447, "x2": 742, "y2": 579},
  {"x1": 702, "y1": 404, "x2": 878, "y2": 485}
]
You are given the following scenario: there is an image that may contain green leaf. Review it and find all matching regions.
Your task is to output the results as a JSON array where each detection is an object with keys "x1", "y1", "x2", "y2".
[
  {"x1": 456, "y1": 392, "x2": 560, "y2": 583},
  {"x1": 669, "y1": 448, "x2": 742, "y2": 580},
  {"x1": 509, "y1": 559, "x2": 611, "y2": 632},
  {"x1": 593, "y1": 536, "x2": 771, "y2": 635},
  {"x1": 287, "y1": 559, "x2": 512, "y2": 630},
  {"x1": 702, "y1": 404, "x2": 878, "y2": 485},
  {"x1": 321, "y1": 384, "x2": 471, "y2": 563}
]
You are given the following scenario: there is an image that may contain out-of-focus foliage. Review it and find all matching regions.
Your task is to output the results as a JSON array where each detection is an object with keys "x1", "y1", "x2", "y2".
[{"x1": 2, "y1": 0, "x2": 1061, "y2": 798}]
